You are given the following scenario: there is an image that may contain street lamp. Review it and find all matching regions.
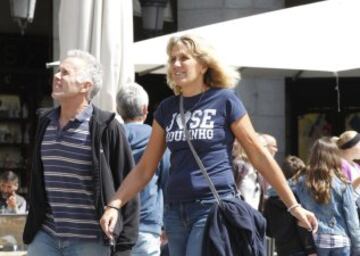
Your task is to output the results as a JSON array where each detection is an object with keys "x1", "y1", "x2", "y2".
[
  {"x1": 9, "y1": 0, "x2": 37, "y2": 35},
  {"x1": 139, "y1": 0, "x2": 168, "y2": 36}
]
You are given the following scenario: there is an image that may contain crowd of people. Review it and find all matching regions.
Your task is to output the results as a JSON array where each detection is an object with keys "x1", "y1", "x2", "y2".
[
  {"x1": 233, "y1": 130, "x2": 360, "y2": 255},
  {"x1": 1, "y1": 34, "x2": 359, "y2": 256},
  {"x1": 261, "y1": 132, "x2": 360, "y2": 256}
]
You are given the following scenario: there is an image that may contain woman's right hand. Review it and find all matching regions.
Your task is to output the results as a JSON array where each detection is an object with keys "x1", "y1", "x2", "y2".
[
  {"x1": 291, "y1": 205, "x2": 318, "y2": 233},
  {"x1": 100, "y1": 207, "x2": 119, "y2": 240}
]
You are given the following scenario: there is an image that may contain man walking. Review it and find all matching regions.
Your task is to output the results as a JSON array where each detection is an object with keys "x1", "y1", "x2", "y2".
[{"x1": 23, "y1": 50, "x2": 138, "y2": 256}]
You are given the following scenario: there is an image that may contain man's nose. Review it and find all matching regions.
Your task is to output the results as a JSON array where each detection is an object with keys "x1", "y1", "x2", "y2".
[{"x1": 54, "y1": 72, "x2": 61, "y2": 80}]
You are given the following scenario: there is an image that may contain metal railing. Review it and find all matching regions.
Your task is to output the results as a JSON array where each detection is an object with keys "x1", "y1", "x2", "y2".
[{"x1": 266, "y1": 237, "x2": 277, "y2": 256}]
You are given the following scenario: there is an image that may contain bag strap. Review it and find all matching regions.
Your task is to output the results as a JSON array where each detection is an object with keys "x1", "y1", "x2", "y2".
[{"x1": 179, "y1": 95, "x2": 221, "y2": 205}]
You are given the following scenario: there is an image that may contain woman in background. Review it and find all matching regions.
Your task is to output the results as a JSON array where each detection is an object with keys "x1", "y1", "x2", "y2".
[
  {"x1": 232, "y1": 139, "x2": 264, "y2": 210},
  {"x1": 335, "y1": 130, "x2": 360, "y2": 190},
  {"x1": 295, "y1": 137, "x2": 360, "y2": 255}
]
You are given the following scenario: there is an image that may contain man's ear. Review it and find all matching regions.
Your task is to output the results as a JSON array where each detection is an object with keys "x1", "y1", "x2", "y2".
[
  {"x1": 142, "y1": 105, "x2": 148, "y2": 116},
  {"x1": 80, "y1": 81, "x2": 93, "y2": 93},
  {"x1": 141, "y1": 105, "x2": 148, "y2": 122}
]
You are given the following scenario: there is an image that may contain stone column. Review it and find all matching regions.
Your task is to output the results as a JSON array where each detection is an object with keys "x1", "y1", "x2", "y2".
[{"x1": 53, "y1": 0, "x2": 60, "y2": 62}]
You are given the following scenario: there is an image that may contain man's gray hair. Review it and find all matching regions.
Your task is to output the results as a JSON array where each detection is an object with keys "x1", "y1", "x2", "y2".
[
  {"x1": 66, "y1": 49, "x2": 103, "y2": 101},
  {"x1": 116, "y1": 82, "x2": 149, "y2": 120}
]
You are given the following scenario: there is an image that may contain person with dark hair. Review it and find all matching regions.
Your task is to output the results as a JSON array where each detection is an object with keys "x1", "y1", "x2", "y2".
[
  {"x1": 100, "y1": 34, "x2": 317, "y2": 256},
  {"x1": 0, "y1": 170, "x2": 26, "y2": 214},
  {"x1": 282, "y1": 155, "x2": 306, "y2": 180},
  {"x1": 264, "y1": 156, "x2": 316, "y2": 256},
  {"x1": 296, "y1": 137, "x2": 360, "y2": 255},
  {"x1": 23, "y1": 50, "x2": 138, "y2": 256}
]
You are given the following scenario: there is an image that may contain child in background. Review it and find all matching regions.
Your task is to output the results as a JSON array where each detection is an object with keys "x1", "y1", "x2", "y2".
[
  {"x1": 264, "y1": 155, "x2": 317, "y2": 256},
  {"x1": 295, "y1": 137, "x2": 360, "y2": 255}
]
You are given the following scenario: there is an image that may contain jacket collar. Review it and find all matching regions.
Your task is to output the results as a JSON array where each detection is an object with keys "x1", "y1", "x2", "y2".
[{"x1": 91, "y1": 105, "x2": 116, "y2": 128}]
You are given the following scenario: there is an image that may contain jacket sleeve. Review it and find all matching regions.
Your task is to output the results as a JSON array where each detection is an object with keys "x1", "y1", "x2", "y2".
[
  {"x1": 108, "y1": 121, "x2": 139, "y2": 255},
  {"x1": 342, "y1": 184, "x2": 360, "y2": 254}
]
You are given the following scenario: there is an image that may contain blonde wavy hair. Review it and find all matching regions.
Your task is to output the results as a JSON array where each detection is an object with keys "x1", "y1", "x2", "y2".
[
  {"x1": 306, "y1": 137, "x2": 348, "y2": 204},
  {"x1": 166, "y1": 34, "x2": 240, "y2": 95}
]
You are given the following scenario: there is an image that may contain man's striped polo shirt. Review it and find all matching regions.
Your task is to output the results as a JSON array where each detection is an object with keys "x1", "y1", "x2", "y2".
[{"x1": 41, "y1": 104, "x2": 100, "y2": 240}]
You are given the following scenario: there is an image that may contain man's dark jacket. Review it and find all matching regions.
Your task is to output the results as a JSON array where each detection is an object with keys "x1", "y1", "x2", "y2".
[
  {"x1": 263, "y1": 195, "x2": 316, "y2": 256},
  {"x1": 202, "y1": 198, "x2": 266, "y2": 256},
  {"x1": 23, "y1": 106, "x2": 139, "y2": 255}
]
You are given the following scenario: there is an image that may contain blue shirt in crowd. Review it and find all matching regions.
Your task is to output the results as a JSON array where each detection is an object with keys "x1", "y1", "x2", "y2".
[{"x1": 125, "y1": 122, "x2": 170, "y2": 235}]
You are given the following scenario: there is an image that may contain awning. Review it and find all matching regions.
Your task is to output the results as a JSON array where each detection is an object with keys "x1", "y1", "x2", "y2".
[{"x1": 133, "y1": 0, "x2": 360, "y2": 78}]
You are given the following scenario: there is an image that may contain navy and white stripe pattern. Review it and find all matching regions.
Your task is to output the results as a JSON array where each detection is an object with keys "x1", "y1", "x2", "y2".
[{"x1": 41, "y1": 104, "x2": 100, "y2": 240}]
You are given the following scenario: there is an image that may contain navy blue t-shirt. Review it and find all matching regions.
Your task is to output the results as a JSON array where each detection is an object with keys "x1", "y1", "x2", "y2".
[{"x1": 154, "y1": 88, "x2": 247, "y2": 202}]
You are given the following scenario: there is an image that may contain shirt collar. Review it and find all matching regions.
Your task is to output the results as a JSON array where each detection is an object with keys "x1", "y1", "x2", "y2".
[
  {"x1": 75, "y1": 104, "x2": 93, "y2": 122},
  {"x1": 48, "y1": 104, "x2": 93, "y2": 123}
]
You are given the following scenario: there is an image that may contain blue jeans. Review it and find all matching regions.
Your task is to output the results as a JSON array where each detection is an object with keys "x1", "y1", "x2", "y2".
[
  {"x1": 316, "y1": 246, "x2": 350, "y2": 256},
  {"x1": 164, "y1": 194, "x2": 234, "y2": 256},
  {"x1": 27, "y1": 230, "x2": 110, "y2": 256},
  {"x1": 131, "y1": 231, "x2": 161, "y2": 256}
]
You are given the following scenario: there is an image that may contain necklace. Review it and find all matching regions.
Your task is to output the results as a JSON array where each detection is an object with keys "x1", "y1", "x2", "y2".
[{"x1": 177, "y1": 88, "x2": 208, "y2": 129}]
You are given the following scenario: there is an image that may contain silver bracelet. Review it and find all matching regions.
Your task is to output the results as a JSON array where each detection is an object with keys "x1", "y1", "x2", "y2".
[{"x1": 287, "y1": 203, "x2": 301, "y2": 212}]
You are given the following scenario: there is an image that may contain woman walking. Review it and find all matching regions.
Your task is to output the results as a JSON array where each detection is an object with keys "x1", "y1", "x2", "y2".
[{"x1": 100, "y1": 34, "x2": 317, "y2": 256}]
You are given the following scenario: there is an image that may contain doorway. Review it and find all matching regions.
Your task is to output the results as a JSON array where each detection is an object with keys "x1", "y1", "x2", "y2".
[{"x1": 286, "y1": 77, "x2": 360, "y2": 161}]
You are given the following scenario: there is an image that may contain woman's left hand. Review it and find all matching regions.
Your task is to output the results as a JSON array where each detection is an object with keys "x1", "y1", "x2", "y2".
[{"x1": 291, "y1": 206, "x2": 318, "y2": 233}]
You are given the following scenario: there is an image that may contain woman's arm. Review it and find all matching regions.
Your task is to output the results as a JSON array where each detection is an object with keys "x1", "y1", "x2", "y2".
[
  {"x1": 231, "y1": 114, "x2": 318, "y2": 232},
  {"x1": 100, "y1": 120, "x2": 167, "y2": 239},
  {"x1": 342, "y1": 183, "x2": 360, "y2": 253}
]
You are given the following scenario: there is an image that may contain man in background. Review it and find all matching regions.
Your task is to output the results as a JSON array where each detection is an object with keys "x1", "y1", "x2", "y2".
[
  {"x1": 0, "y1": 170, "x2": 26, "y2": 214},
  {"x1": 117, "y1": 82, "x2": 170, "y2": 256},
  {"x1": 261, "y1": 133, "x2": 278, "y2": 157}
]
